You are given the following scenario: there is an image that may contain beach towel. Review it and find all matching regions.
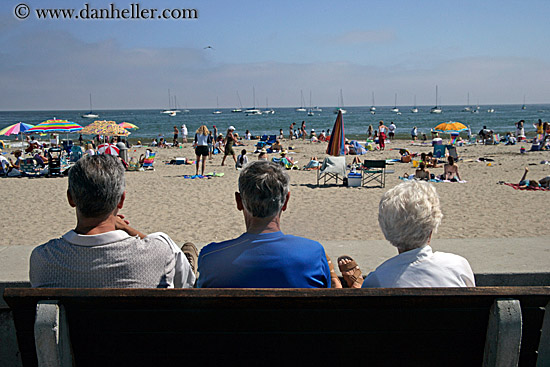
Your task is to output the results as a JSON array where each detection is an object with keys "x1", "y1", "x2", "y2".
[
  {"x1": 502, "y1": 183, "x2": 550, "y2": 191},
  {"x1": 350, "y1": 140, "x2": 367, "y2": 155}
]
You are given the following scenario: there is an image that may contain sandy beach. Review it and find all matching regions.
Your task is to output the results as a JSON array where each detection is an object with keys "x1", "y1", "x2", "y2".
[{"x1": 2, "y1": 137, "x2": 549, "y2": 250}]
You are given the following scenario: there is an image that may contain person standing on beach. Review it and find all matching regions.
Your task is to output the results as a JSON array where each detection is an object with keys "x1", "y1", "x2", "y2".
[
  {"x1": 173, "y1": 126, "x2": 179, "y2": 147},
  {"x1": 194, "y1": 125, "x2": 210, "y2": 175},
  {"x1": 378, "y1": 121, "x2": 387, "y2": 150},
  {"x1": 197, "y1": 161, "x2": 331, "y2": 288},
  {"x1": 388, "y1": 122, "x2": 396, "y2": 141},
  {"x1": 411, "y1": 126, "x2": 418, "y2": 140},
  {"x1": 367, "y1": 125, "x2": 373, "y2": 140},
  {"x1": 181, "y1": 124, "x2": 188, "y2": 143},
  {"x1": 221, "y1": 126, "x2": 237, "y2": 166},
  {"x1": 29, "y1": 154, "x2": 197, "y2": 288},
  {"x1": 301, "y1": 121, "x2": 307, "y2": 140},
  {"x1": 516, "y1": 120, "x2": 525, "y2": 141},
  {"x1": 289, "y1": 122, "x2": 295, "y2": 140}
]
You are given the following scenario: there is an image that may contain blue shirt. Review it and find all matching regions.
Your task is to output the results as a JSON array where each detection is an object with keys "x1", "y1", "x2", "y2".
[{"x1": 197, "y1": 231, "x2": 330, "y2": 288}]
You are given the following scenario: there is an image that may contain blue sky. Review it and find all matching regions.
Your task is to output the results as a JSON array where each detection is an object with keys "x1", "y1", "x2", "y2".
[{"x1": 1, "y1": 0, "x2": 549, "y2": 110}]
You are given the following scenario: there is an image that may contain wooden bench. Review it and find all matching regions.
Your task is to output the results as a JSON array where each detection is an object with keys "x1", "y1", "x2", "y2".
[{"x1": 4, "y1": 287, "x2": 550, "y2": 367}]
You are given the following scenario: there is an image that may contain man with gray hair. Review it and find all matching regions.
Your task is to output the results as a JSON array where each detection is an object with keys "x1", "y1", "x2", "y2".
[
  {"x1": 362, "y1": 180, "x2": 475, "y2": 288},
  {"x1": 197, "y1": 161, "x2": 331, "y2": 288},
  {"x1": 30, "y1": 155, "x2": 196, "y2": 288}
]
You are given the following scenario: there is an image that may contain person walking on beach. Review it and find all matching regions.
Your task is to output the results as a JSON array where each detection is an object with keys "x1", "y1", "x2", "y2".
[
  {"x1": 197, "y1": 161, "x2": 331, "y2": 288},
  {"x1": 194, "y1": 125, "x2": 210, "y2": 175},
  {"x1": 411, "y1": 126, "x2": 418, "y2": 141},
  {"x1": 207, "y1": 131, "x2": 214, "y2": 159},
  {"x1": 221, "y1": 126, "x2": 237, "y2": 166},
  {"x1": 173, "y1": 126, "x2": 179, "y2": 147},
  {"x1": 378, "y1": 120, "x2": 387, "y2": 150},
  {"x1": 181, "y1": 124, "x2": 188, "y2": 143},
  {"x1": 29, "y1": 154, "x2": 197, "y2": 288}
]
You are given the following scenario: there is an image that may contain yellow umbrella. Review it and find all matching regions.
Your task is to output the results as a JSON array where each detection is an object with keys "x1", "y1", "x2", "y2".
[
  {"x1": 81, "y1": 120, "x2": 130, "y2": 136},
  {"x1": 433, "y1": 121, "x2": 468, "y2": 133}
]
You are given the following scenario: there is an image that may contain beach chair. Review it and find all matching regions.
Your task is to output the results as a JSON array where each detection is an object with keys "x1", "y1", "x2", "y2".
[
  {"x1": 267, "y1": 135, "x2": 277, "y2": 144},
  {"x1": 446, "y1": 145, "x2": 459, "y2": 161},
  {"x1": 142, "y1": 152, "x2": 156, "y2": 170},
  {"x1": 69, "y1": 145, "x2": 83, "y2": 162},
  {"x1": 62, "y1": 140, "x2": 73, "y2": 154},
  {"x1": 362, "y1": 160, "x2": 387, "y2": 188},
  {"x1": 433, "y1": 144, "x2": 446, "y2": 158},
  {"x1": 260, "y1": 135, "x2": 268, "y2": 142},
  {"x1": 20, "y1": 158, "x2": 43, "y2": 177},
  {"x1": 317, "y1": 156, "x2": 346, "y2": 186},
  {"x1": 47, "y1": 147, "x2": 63, "y2": 177}
]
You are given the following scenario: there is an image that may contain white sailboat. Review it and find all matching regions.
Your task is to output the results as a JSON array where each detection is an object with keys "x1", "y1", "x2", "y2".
[
  {"x1": 370, "y1": 92, "x2": 376, "y2": 113},
  {"x1": 161, "y1": 89, "x2": 178, "y2": 115},
  {"x1": 391, "y1": 94, "x2": 399, "y2": 113},
  {"x1": 307, "y1": 91, "x2": 315, "y2": 116},
  {"x1": 212, "y1": 97, "x2": 222, "y2": 114},
  {"x1": 296, "y1": 90, "x2": 307, "y2": 112},
  {"x1": 430, "y1": 86, "x2": 442, "y2": 114},
  {"x1": 263, "y1": 98, "x2": 275, "y2": 115},
  {"x1": 232, "y1": 91, "x2": 243, "y2": 113},
  {"x1": 462, "y1": 92, "x2": 471, "y2": 112},
  {"x1": 411, "y1": 95, "x2": 418, "y2": 113},
  {"x1": 521, "y1": 95, "x2": 527, "y2": 110},
  {"x1": 334, "y1": 89, "x2": 347, "y2": 114},
  {"x1": 245, "y1": 87, "x2": 262, "y2": 115},
  {"x1": 82, "y1": 94, "x2": 99, "y2": 118}
]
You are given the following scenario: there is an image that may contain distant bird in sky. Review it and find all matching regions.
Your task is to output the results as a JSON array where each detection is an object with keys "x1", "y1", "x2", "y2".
[{"x1": 204, "y1": 46, "x2": 214, "y2": 50}]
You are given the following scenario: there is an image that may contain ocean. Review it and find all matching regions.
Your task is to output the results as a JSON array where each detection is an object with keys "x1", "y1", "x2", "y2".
[{"x1": 1, "y1": 104, "x2": 549, "y2": 142}]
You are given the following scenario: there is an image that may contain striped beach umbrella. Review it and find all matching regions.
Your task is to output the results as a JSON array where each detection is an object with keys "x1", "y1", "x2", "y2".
[
  {"x1": 326, "y1": 110, "x2": 346, "y2": 156},
  {"x1": 118, "y1": 122, "x2": 139, "y2": 130},
  {"x1": 97, "y1": 143, "x2": 120, "y2": 156},
  {"x1": 0, "y1": 122, "x2": 34, "y2": 136},
  {"x1": 81, "y1": 120, "x2": 130, "y2": 136},
  {"x1": 26, "y1": 119, "x2": 83, "y2": 133}
]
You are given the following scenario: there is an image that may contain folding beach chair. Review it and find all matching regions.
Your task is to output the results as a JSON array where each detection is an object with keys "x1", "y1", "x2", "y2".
[
  {"x1": 142, "y1": 152, "x2": 156, "y2": 170},
  {"x1": 47, "y1": 147, "x2": 63, "y2": 177},
  {"x1": 317, "y1": 156, "x2": 346, "y2": 186},
  {"x1": 267, "y1": 135, "x2": 277, "y2": 144},
  {"x1": 20, "y1": 158, "x2": 44, "y2": 177},
  {"x1": 69, "y1": 145, "x2": 83, "y2": 163},
  {"x1": 433, "y1": 144, "x2": 446, "y2": 158},
  {"x1": 362, "y1": 160, "x2": 387, "y2": 188},
  {"x1": 446, "y1": 145, "x2": 459, "y2": 161}
]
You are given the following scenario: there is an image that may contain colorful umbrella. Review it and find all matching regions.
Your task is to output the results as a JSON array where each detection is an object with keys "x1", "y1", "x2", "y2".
[
  {"x1": 118, "y1": 122, "x2": 139, "y2": 130},
  {"x1": 433, "y1": 121, "x2": 468, "y2": 133},
  {"x1": 326, "y1": 110, "x2": 346, "y2": 156},
  {"x1": 97, "y1": 143, "x2": 120, "y2": 156},
  {"x1": 26, "y1": 119, "x2": 82, "y2": 133},
  {"x1": 81, "y1": 120, "x2": 130, "y2": 136},
  {"x1": 0, "y1": 122, "x2": 34, "y2": 136}
]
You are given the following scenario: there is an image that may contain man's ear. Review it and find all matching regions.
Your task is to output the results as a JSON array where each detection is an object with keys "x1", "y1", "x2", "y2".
[
  {"x1": 235, "y1": 192, "x2": 244, "y2": 211},
  {"x1": 117, "y1": 192, "x2": 126, "y2": 210},
  {"x1": 67, "y1": 190, "x2": 76, "y2": 208},
  {"x1": 281, "y1": 192, "x2": 290, "y2": 212}
]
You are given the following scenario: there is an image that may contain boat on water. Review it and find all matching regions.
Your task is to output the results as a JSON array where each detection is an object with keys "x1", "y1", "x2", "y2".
[
  {"x1": 312, "y1": 106, "x2": 322, "y2": 112},
  {"x1": 430, "y1": 86, "x2": 442, "y2": 114},
  {"x1": 391, "y1": 93, "x2": 399, "y2": 113},
  {"x1": 462, "y1": 93, "x2": 471, "y2": 112},
  {"x1": 370, "y1": 92, "x2": 376, "y2": 113},
  {"x1": 334, "y1": 89, "x2": 347, "y2": 114},
  {"x1": 263, "y1": 98, "x2": 275, "y2": 115},
  {"x1": 161, "y1": 89, "x2": 178, "y2": 115},
  {"x1": 411, "y1": 95, "x2": 418, "y2": 113},
  {"x1": 296, "y1": 90, "x2": 307, "y2": 112},
  {"x1": 232, "y1": 91, "x2": 243, "y2": 113},
  {"x1": 306, "y1": 91, "x2": 315, "y2": 116},
  {"x1": 212, "y1": 97, "x2": 222, "y2": 114},
  {"x1": 245, "y1": 87, "x2": 262, "y2": 116},
  {"x1": 82, "y1": 94, "x2": 99, "y2": 118},
  {"x1": 521, "y1": 95, "x2": 527, "y2": 110},
  {"x1": 487, "y1": 108, "x2": 495, "y2": 113}
]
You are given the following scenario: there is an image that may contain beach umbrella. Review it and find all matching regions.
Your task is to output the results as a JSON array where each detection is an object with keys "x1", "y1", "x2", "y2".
[
  {"x1": 26, "y1": 119, "x2": 83, "y2": 134},
  {"x1": 433, "y1": 121, "x2": 468, "y2": 133},
  {"x1": 81, "y1": 120, "x2": 130, "y2": 136},
  {"x1": 118, "y1": 122, "x2": 138, "y2": 130},
  {"x1": 326, "y1": 110, "x2": 346, "y2": 156},
  {"x1": 97, "y1": 143, "x2": 119, "y2": 156},
  {"x1": 0, "y1": 122, "x2": 34, "y2": 136}
]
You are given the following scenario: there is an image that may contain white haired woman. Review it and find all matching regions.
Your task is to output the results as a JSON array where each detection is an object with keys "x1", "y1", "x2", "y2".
[{"x1": 362, "y1": 180, "x2": 475, "y2": 288}]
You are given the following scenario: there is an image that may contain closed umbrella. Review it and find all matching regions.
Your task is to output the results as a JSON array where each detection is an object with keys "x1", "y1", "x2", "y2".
[{"x1": 326, "y1": 110, "x2": 346, "y2": 156}]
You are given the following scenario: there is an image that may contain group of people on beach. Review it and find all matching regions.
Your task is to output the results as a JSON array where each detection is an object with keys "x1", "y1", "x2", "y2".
[{"x1": 30, "y1": 154, "x2": 475, "y2": 290}]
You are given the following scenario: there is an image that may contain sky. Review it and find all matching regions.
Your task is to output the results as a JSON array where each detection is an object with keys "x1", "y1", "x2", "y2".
[{"x1": 1, "y1": 0, "x2": 549, "y2": 110}]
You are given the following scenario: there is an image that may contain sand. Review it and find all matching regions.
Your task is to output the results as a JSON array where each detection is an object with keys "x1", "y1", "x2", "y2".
[{"x1": 1, "y1": 138, "x2": 549, "y2": 250}]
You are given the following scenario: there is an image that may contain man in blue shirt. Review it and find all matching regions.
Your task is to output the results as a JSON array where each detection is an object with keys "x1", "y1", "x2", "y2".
[{"x1": 198, "y1": 161, "x2": 330, "y2": 288}]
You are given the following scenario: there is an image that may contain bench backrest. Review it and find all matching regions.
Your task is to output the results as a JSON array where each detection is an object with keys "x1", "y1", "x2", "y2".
[
  {"x1": 5, "y1": 287, "x2": 550, "y2": 367},
  {"x1": 363, "y1": 159, "x2": 386, "y2": 169}
]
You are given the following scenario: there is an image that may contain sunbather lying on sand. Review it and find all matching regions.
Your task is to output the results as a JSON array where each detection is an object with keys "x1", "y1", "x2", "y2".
[{"x1": 519, "y1": 167, "x2": 550, "y2": 188}]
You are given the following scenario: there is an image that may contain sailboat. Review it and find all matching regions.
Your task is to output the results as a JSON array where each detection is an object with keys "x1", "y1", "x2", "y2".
[
  {"x1": 245, "y1": 87, "x2": 262, "y2": 115},
  {"x1": 161, "y1": 89, "x2": 178, "y2": 115},
  {"x1": 462, "y1": 92, "x2": 471, "y2": 112},
  {"x1": 307, "y1": 91, "x2": 314, "y2": 116},
  {"x1": 370, "y1": 92, "x2": 376, "y2": 114},
  {"x1": 430, "y1": 86, "x2": 442, "y2": 114},
  {"x1": 212, "y1": 97, "x2": 222, "y2": 114},
  {"x1": 263, "y1": 97, "x2": 275, "y2": 115},
  {"x1": 411, "y1": 95, "x2": 418, "y2": 113},
  {"x1": 334, "y1": 89, "x2": 347, "y2": 114},
  {"x1": 82, "y1": 94, "x2": 99, "y2": 118},
  {"x1": 296, "y1": 90, "x2": 307, "y2": 112},
  {"x1": 391, "y1": 94, "x2": 399, "y2": 113},
  {"x1": 232, "y1": 91, "x2": 243, "y2": 113},
  {"x1": 521, "y1": 95, "x2": 527, "y2": 110}
]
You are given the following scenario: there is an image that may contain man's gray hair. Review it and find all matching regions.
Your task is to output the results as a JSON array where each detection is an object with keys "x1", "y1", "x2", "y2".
[
  {"x1": 68, "y1": 155, "x2": 125, "y2": 218},
  {"x1": 238, "y1": 161, "x2": 290, "y2": 218},
  {"x1": 378, "y1": 180, "x2": 443, "y2": 252}
]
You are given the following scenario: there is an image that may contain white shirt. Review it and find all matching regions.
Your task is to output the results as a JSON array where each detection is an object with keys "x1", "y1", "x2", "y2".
[
  {"x1": 389, "y1": 123, "x2": 396, "y2": 133},
  {"x1": 30, "y1": 230, "x2": 195, "y2": 288},
  {"x1": 182, "y1": 125, "x2": 188, "y2": 136},
  {"x1": 362, "y1": 245, "x2": 475, "y2": 288}
]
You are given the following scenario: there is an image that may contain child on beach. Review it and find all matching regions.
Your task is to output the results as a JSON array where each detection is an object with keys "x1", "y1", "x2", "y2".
[{"x1": 236, "y1": 149, "x2": 248, "y2": 169}]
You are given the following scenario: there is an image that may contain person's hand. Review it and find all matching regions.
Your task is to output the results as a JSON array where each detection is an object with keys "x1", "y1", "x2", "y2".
[{"x1": 115, "y1": 214, "x2": 130, "y2": 230}]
